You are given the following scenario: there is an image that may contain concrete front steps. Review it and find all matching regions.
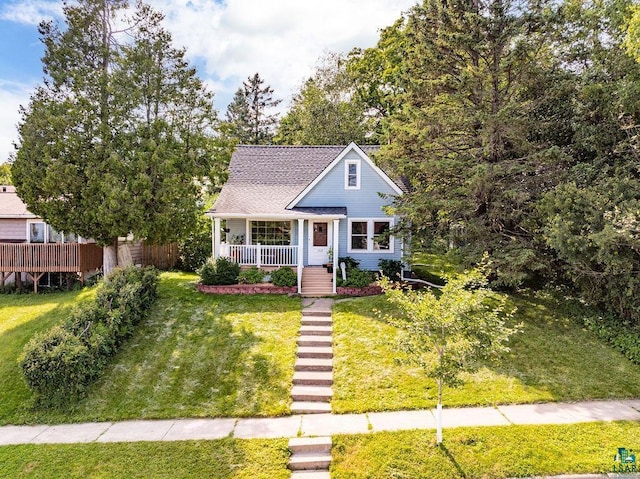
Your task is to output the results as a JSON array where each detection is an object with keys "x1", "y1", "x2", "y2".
[
  {"x1": 301, "y1": 267, "x2": 333, "y2": 297},
  {"x1": 289, "y1": 437, "x2": 332, "y2": 478},
  {"x1": 292, "y1": 301, "x2": 334, "y2": 415}
]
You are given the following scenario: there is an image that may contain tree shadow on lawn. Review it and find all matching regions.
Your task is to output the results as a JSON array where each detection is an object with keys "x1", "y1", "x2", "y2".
[
  {"x1": 1, "y1": 281, "x2": 300, "y2": 424},
  {"x1": 484, "y1": 292, "x2": 640, "y2": 403}
]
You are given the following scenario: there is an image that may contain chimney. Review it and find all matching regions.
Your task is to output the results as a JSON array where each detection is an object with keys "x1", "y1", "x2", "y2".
[{"x1": 1, "y1": 186, "x2": 6, "y2": 193}]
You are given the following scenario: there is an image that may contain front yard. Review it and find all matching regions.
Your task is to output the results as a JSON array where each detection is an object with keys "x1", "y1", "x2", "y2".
[
  {"x1": 332, "y1": 293, "x2": 640, "y2": 413},
  {"x1": 0, "y1": 272, "x2": 300, "y2": 425},
  {"x1": 3, "y1": 268, "x2": 640, "y2": 477}
]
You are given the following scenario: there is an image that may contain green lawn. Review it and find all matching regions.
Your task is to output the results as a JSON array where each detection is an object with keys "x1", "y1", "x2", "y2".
[
  {"x1": 0, "y1": 287, "x2": 97, "y2": 425},
  {"x1": 0, "y1": 438, "x2": 290, "y2": 479},
  {"x1": 0, "y1": 272, "x2": 301, "y2": 425},
  {"x1": 332, "y1": 291, "x2": 640, "y2": 413},
  {"x1": 332, "y1": 421, "x2": 640, "y2": 478}
]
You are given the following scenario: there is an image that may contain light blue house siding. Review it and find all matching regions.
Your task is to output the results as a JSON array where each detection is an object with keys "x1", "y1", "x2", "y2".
[{"x1": 296, "y1": 150, "x2": 403, "y2": 270}]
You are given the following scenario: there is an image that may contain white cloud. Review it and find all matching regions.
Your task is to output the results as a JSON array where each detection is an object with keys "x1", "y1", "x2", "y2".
[
  {"x1": 0, "y1": 80, "x2": 33, "y2": 163},
  {"x1": 153, "y1": 0, "x2": 416, "y2": 109},
  {"x1": 0, "y1": 0, "x2": 415, "y2": 160},
  {"x1": 0, "y1": 0, "x2": 62, "y2": 24}
]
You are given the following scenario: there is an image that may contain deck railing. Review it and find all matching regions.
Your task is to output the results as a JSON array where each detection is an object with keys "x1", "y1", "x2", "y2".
[
  {"x1": 0, "y1": 243, "x2": 103, "y2": 273},
  {"x1": 219, "y1": 244, "x2": 298, "y2": 267}
]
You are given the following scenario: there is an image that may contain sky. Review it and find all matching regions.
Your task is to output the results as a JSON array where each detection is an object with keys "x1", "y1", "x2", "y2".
[{"x1": 0, "y1": 0, "x2": 416, "y2": 164}]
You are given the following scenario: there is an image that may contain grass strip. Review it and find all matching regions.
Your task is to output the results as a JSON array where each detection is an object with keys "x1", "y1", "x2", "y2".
[
  {"x1": 332, "y1": 421, "x2": 640, "y2": 478},
  {"x1": 0, "y1": 438, "x2": 290, "y2": 479}
]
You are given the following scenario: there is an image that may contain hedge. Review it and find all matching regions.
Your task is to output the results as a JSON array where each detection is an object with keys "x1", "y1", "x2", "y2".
[{"x1": 19, "y1": 266, "x2": 159, "y2": 405}]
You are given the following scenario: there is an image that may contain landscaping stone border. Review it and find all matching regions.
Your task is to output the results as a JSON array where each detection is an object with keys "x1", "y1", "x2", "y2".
[
  {"x1": 336, "y1": 285, "x2": 382, "y2": 296},
  {"x1": 197, "y1": 283, "x2": 297, "y2": 295}
]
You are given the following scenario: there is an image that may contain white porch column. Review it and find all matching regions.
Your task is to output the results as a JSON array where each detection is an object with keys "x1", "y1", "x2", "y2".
[
  {"x1": 213, "y1": 217, "x2": 221, "y2": 259},
  {"x1": 297, "y1": 218, "x2": 304, "y2": 294},
  {"x1": 332, "y1": 219, "x2": 339, "y2": 295}
]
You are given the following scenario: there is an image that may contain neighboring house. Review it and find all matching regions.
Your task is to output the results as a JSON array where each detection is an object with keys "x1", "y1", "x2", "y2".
[
  {"x1": 0, "y1": 186, "x2": 179, "y2": 291},
  {"x1": 0, "y1": 185, "x2": 103, "y2": 291},
  {"x1": 207, "y1": 143, "x2": 407, "y2": 295}
]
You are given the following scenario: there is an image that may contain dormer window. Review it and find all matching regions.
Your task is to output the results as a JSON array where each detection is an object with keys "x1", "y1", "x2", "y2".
[{"x1": 345, "y1": 159, "x2": 361, "y2": 190}]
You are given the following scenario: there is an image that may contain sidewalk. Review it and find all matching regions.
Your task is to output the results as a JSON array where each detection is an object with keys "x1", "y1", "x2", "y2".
[{"x1": 2, "y1": 399, "x2": 640, "y2": 446}]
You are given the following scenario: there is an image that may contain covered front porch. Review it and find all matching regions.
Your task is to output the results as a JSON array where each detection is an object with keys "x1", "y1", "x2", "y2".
[{"x1": 210, "y1": 213, "x2": 345, "y2": 294}]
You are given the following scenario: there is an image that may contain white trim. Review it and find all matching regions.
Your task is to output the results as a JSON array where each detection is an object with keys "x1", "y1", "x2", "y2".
[
  {"x1": 307, "y1": 220, "x2": 332, "y2": 266},
  {"x1": 286, "y1": 142, "x2": 403, "y2": 209},
  {"x1": 332, "y1": 219, "x2": 339, "y2": 294},
  {"x1": 347, "y1": 218, "x2": 395, "y2": 254},
  {"x1": 297, "y1": 219, "x2": 304, "y2": 293},
  {"x1": 208, "y1": 213, "x2": 346, "y2": 220},
  {"x1": 26, "y1": 219, "x2": 47, "y2": 244},
  {"x1": 344, "y1": 159, "x2": 361, "y2": 190}
]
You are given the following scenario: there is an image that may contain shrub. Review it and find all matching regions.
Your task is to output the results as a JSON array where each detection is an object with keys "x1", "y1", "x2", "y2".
[
  {"x1": 198, "y1": 257, "x2": 240, "y2": 285},
  {"x1": 583, "y1": 314, "x2": 640, "y2": 365},
  {"x1": 177, "y1": 216, "x2": 212, "y2": 272},
  {"x1": 19, "y1": 266, "x2": 159, "y2": 405},
  {"x1": 338, "y1": 269, "x2": 374, "y2": 288},
  {"x1": 238, "y1": 267, "x2": 266, "y2": 284},
  {"x1": 271, "y1": 267, "x2": 297, "y2": 287},
  {"x1": 378, "y1": 259, "x2": 403, "y2": 280},
  {"x1": 338, "y1": 256, "x2": 360, "y2": 272}
]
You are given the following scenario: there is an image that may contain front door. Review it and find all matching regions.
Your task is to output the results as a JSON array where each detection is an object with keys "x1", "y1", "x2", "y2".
[{"x1": 308, "y1": 221, "x2": 330, "y2": 265}]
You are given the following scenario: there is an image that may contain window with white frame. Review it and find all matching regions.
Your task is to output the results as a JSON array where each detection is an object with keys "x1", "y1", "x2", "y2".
[
  {"x1": 27, "y1": 221, "x2": 77, "y2": 244},
  {"x1": 348, "y1": 218, "x2": 394, "y2": 253},
  {"x1": 28, "y1": 222, "x2": 45, "y2": 243},
  {"x1": 345, "y1": 159, "x2": 361, "y2": 190},
  {"x1": 250, "y1": 221, "x2": 292, "y2": 245}
]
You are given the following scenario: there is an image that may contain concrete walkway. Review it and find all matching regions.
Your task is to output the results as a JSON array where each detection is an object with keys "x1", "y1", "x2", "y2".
[{"x1": 2, "y1": 399, "x2": 640, "y2": 446}]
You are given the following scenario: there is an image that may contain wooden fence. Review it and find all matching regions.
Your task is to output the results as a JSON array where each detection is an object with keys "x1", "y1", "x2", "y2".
[{"x1": 142, "y1": 243, "x2": 179, "y2": 270}]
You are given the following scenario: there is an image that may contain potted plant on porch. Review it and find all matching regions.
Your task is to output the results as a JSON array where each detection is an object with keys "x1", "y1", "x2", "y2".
[{"x1": 325, "y1": 247, "x2": 334, "y2": 273}]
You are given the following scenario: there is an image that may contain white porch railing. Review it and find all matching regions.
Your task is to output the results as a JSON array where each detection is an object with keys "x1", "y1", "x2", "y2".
[{"x1": 219, "y1": 244, "x2": 298, "y2": 267}]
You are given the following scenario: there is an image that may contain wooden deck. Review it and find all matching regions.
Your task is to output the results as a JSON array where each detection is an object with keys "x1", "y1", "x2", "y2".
[{"x1": 0, "y1": 243, "x2": 104, "y2": 292}]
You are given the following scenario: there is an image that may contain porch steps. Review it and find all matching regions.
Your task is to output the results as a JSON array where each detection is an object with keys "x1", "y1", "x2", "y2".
[
  {"x1": 301, "y1": 267, "x2": 333, "y2": 297},
  {"x1": 288, "y1": 437, "x2": 332, "y2": 476},
  {"x1": 291, "y1": 300, "x2": 335, "y2": 416}
]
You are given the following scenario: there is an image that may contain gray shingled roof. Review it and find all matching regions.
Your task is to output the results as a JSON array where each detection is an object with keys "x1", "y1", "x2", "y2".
[{"x1": 210, "y1": 145, "x2": 384, "y2": 216}]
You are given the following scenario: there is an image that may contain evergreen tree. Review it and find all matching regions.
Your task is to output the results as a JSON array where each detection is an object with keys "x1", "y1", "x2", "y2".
[
  {"x1": 225, "y1": 73, "x2": 281, "y2": 144},
  {"x1": 358, "y1": 0, "x2": 566, "y2": 286},
  {"x1": 12, "y1": 0, "x2": 220, "y2": 274}
]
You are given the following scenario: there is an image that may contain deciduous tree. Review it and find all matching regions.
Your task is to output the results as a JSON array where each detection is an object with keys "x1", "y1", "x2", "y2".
[
  {"x1": 378, "y1": 267, "x2": 517, "y2": 444},
  {"x1": 275, "y1": 53, "x2": 374, "y2": 145}
]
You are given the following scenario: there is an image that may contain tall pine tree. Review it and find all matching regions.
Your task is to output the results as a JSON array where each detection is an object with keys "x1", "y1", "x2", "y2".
[
  {"x1": 357, "y1": 0, "x2": 567, "y2": 286},
  {"x1": 225, "y1": 73, "x2": 281, "y2": 144},
  {"x1": 12, "y1": 0, "x2": 219, "y2": 273}
]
